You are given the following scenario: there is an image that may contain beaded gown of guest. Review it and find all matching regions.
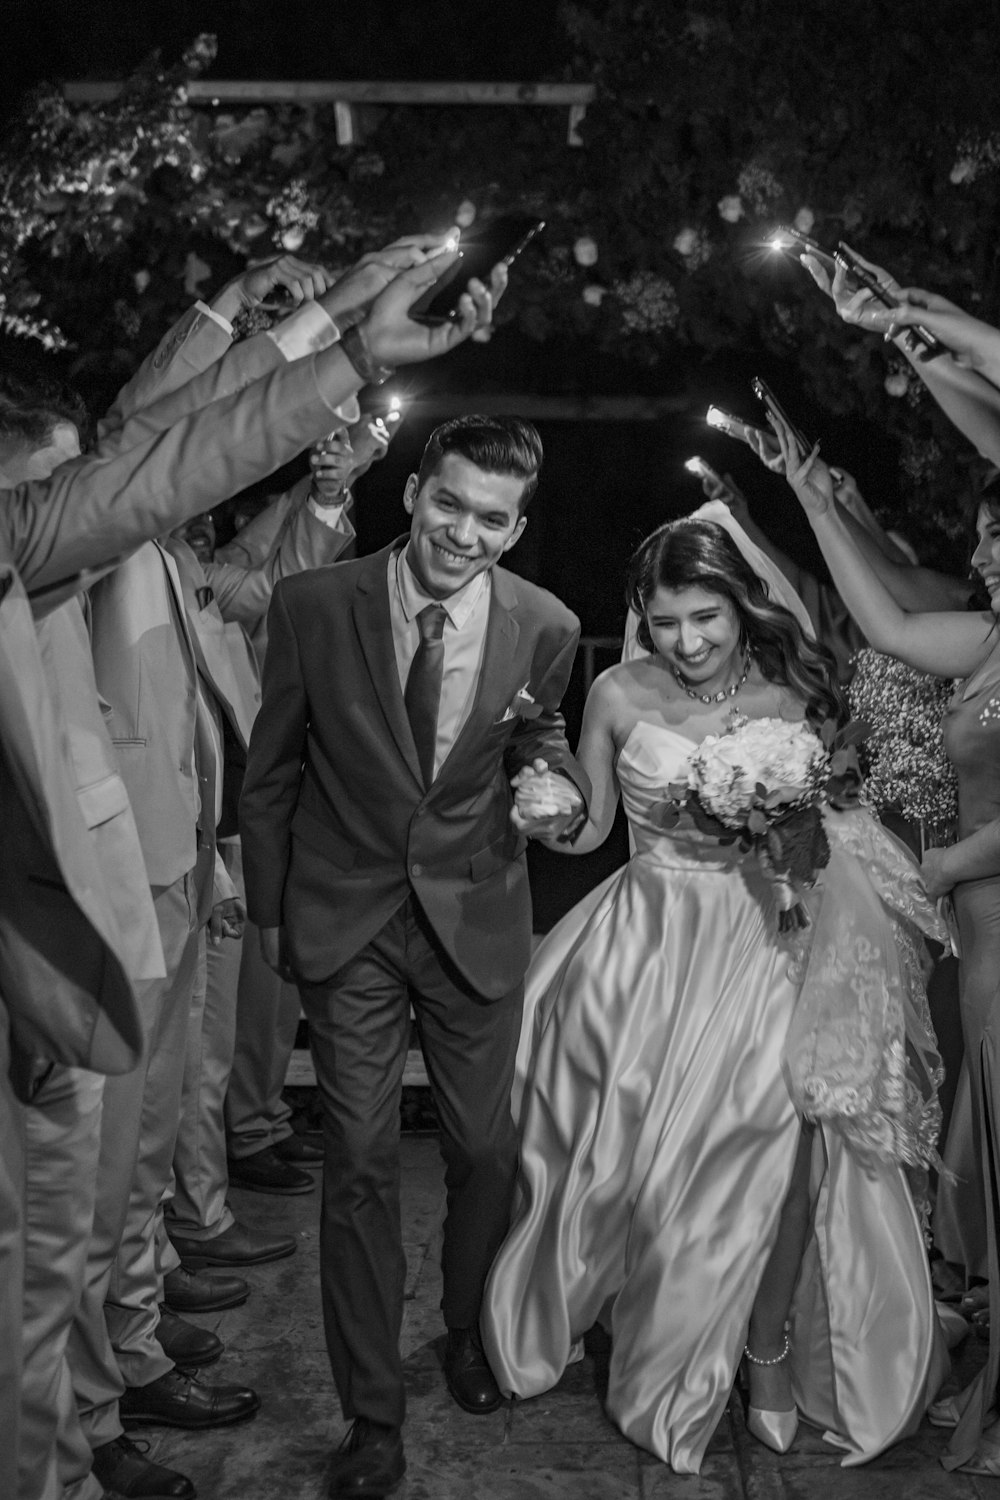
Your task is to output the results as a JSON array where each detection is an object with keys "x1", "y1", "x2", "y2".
[
  {"x1": 482, "y1": 717, "x2": 948, "y2": 1475},
  {"x1": 939, "y1": 638, "x2": 1000, "y2": 1469}
]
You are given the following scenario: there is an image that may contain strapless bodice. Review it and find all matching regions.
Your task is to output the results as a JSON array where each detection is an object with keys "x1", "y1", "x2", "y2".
[{"x1": 617, "y1": 720, "x2": 748, "y2": 870}]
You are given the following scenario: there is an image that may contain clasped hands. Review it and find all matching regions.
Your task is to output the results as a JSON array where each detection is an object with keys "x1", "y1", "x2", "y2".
[{"x1": 510, "y1": 758, "x2": 585, "y2": 841}]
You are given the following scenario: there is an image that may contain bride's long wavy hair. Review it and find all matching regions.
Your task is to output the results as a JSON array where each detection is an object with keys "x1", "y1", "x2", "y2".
[{"x1": 626, "y1": 518, "x2": 849, "y2": 729}]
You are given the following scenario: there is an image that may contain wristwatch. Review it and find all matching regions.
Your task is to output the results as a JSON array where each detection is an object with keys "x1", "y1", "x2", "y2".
[{"x1": 339, "y1": 324, "x2": 395, "y2": 387}]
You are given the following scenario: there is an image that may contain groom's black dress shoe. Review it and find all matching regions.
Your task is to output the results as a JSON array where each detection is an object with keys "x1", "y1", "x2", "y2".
[
  {"x1": 327, "y1": 1419, "x2": 405, "y2": 1498},
  {"x1": 443, "y1": 1326, "x2": 505, "y2": 1414}
]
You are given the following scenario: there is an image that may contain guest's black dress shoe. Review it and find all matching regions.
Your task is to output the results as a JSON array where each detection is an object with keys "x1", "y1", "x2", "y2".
[
  {"x1": 162, "y1": 1265, "x2": 249, "y2": 1313},
  {"x1": 155, "y1": 1307, "x2": 223, "y2": 1368},
  {"x1": 119, "y1": 1368, "x2": 261, "y2": 1429},
  {"x1": 443, "y1": 1327, "x2": 505, "y2": 1414},
  {"x1": 273, "y1": 1132, "x2": 325, "y2": 1165},
  {"x1": 227, "y1": 1144, "x2": 314, "y2": 1194},
  {"x1": 327, "y1": 1419, "x2": 405, "y2": 1498},
  {"x1": 91, "y1": 1434, "x2": 196, "y2": 1497},
  {"x1": 166, "y1": 1219, "x2": 297, "y2": 1269}
]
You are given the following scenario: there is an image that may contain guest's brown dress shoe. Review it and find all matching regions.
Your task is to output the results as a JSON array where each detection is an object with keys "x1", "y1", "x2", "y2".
[
  {"x1": 91, "y1": 1434, "x2": 196, "y2": 1497},
  {"x1": 162, "y1": 1265, "x2": 249, "y2": 1313},
  {"x1": 166, "y1": 1219, "x2": 296, "y2": 1269},
  {"x1": 443, "y1": 1326, "x2": 505, "y2": 1413},
  {"x1": 227, "y1": 1144, "x2": 315, "y2": 1194},
  {"x1": 273, "y1": 1132, "x2": 325, "y2": 1165},
  {"x1": 119, "y1": 1368, "x2": 260, "y2": 1428},
  {"x1": 154, "y1": 1307, "x2": 223, "y2": 1368},
  {"x1": 327, "y1": 1419, "x2": 405, "y2": 1498}
]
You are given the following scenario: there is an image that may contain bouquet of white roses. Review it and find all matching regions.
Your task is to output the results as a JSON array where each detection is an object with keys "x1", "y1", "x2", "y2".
[{"x1": 659, "y1": 712, "x2": 864, "y2": 931}]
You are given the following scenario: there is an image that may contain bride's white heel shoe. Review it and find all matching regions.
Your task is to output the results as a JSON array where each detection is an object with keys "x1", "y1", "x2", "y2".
[
  {"x1": 743, "y1": 1332, "x2": 798, "y2": 1455},
  {"x1": 746, "y1": 1404, "x2": 799, "y2": 1454}
]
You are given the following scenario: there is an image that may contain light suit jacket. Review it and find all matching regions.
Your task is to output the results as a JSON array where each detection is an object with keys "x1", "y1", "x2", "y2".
[
  {"x1": 0, "y1": 299, "x2": 368, "y2": 1088},
  {"x1": 88, "y1": 305, "x2": 355, "y2": 917}
]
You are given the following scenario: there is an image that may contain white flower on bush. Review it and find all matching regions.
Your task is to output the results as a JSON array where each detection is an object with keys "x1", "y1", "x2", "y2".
[
  {"x1": 884, "y1": 370, "x2": 909, "y2": 398},
  {"x1": 793, "y1": 206, "x2": 815, "y2": 235},
  {"x1": 689, "y1": 717, "x2": 827, "y2": 828},
  {"x1": 280, "y1": 224, "x2": 306, "y2": 252},
  {"x1": 950, "y1": 159, "x2": 975, "y2": 185},
  {"x1": 573, "y1": 235, "x2": 599, "y2": 267},
  {"x1": 134, "y1": 269, "x2": 151, "y2": 294},
  {"x1": 582, "y1": 283, "x2": 606, "y2": 307},
  {"x1": 455, "y1": 199, "x2": 477, "y2": 227},
  {"x1": 717, "y1": 194, "x2": 744, "y2": 223},
  {"x1": 673, "y1": 226, "x2": 699, "y2": 257}
]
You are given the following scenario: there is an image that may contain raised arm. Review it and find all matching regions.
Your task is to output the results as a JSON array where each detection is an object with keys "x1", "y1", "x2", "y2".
[
  {"x1": 6, "y1": 252, "x2": 505, "y2": 602},
  {"x1": 801, "y1": 249, "x2": 1000, "y2": 467},
  {"x1": 765, "y1": 409, "x2": 995, "y2": 679}
]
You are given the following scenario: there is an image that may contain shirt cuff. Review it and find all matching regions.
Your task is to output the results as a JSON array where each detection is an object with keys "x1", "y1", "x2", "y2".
[
  {"x1": 267, "y1": 303, "x2": 342, "y2": 362},
  {"x1": 195, "y1": 301, "x2": 234, "y2": 338},
  {"x1": 307, "y1": 491, "x2": 354, "y2": 532}
]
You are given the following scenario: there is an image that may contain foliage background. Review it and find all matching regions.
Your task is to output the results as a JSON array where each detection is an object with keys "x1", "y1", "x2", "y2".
[{"x1": 3, "y1": 0, "x2": 1000, "y2": 564}]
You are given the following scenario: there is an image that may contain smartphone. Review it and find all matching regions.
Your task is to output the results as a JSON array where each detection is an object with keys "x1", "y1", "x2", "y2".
[
  {"x1": 834, "y1": 244, "x2": 945, "y2": 361},
  {"x1": 705, "y1": 405, "x2": 771, "y2": 445},
  {"x1": 685, "y1": 456, "x2": 724, "y2": 486},
  {"x1": 750, "y1": 377, "x2": 812, "y2": 452},
  {"x1": 771, "y1": 224, "x2": 839, "y2": 278},
  {"x1": 408, "y1": 214, "x2": 546, "y2": 325}
]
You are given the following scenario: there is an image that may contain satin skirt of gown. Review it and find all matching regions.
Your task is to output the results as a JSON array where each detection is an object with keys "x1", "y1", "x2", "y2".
[{"x1": 482, "y1": 722, "x2": 946, "y2": 1475}]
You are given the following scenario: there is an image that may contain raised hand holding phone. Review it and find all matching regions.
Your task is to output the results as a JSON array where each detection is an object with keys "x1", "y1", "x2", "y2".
[
  {"x1": 764, "y1": 406, "x2": 836, "y2": 520},
  {"x1": 408, "y1": 214, "x2": 544, "y2": 326}
]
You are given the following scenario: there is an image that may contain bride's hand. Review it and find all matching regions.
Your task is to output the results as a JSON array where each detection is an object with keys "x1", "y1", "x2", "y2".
[{"x1": 766, "y1": 409, "x2": 836, "y2": 518}]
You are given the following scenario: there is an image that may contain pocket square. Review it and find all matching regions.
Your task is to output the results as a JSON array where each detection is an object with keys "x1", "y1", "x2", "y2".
[{"x1": 495, "y1": 684, "x2": 542, "y2": 724}]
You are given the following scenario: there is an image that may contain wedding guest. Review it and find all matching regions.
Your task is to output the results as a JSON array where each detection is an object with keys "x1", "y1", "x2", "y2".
[{"x1": 764, "y1": 398, "x2": 1000, "y2": 1477}]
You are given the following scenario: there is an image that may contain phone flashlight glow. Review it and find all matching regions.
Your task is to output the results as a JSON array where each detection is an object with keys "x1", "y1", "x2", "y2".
[
  {"x1": 706, "y1": 407, "x2": 731, "y2": 432},
  {"x1": 684, "y1": 457, "x2": 705, "y2": 475}
]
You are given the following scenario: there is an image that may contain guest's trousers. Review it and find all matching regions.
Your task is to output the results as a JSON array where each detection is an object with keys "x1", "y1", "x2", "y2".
[
  {"x1": 300, "y1": 896, "x2": 522, "y2": 1430},
  {"x1": 0, "y1": 1000, "x2": 25, "y2": 1500},
  {"x1": 224, "y1": 928, "x2": 299, "y2": 1159},
  {"x1": 167, "y1": 836, "x2": 241, "y2": 1239},
  {"x1": 69, "y1": 872, "x2": 200, "y2": 1448},
  {"x1": 19, "y1": 1065, "x2": 105, "y2": 1500}
]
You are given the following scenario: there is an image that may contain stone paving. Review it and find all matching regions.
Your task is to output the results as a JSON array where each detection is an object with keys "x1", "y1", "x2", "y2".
[{"x1": 140, "y1": 1136, "x2": 998, "y2": 1500}]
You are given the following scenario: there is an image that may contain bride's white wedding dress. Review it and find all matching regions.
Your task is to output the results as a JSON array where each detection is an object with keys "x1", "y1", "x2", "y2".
[{"x1": 482, "y1": 720, "x2": 948, "y2": 1473}]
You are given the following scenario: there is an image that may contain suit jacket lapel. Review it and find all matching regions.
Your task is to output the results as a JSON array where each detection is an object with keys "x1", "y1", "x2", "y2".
[{"x1": 351, "y1": 542, "x2": 424, "y2": 789}]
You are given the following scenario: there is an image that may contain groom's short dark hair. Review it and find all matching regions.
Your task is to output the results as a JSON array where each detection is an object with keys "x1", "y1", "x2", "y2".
[{"x1": 415, "y1": 416, "x2": 543, "y2": 512}]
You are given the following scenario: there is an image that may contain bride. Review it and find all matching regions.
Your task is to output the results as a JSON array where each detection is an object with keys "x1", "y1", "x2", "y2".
[{"x1": 482, "y1": 503, "x2": 948, "y2": 1473}]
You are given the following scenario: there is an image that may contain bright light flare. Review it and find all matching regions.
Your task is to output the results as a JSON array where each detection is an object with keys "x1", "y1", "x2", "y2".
[{"x1": 706, "y1": 406, "x2": 732, "y2": 433}]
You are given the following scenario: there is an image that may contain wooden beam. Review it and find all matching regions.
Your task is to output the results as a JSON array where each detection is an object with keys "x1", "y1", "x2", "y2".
[
  {"x1": 63, "y1": 79, "x2": 596, "y2": 106},
  {"x1": 387, "y1": 394, "x2": 689, "y2": 421}
]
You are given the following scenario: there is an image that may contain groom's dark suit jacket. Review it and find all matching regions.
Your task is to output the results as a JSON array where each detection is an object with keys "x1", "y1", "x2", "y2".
[{"x1": 240, "y1": 540, "x2": 589, "y2": 997}]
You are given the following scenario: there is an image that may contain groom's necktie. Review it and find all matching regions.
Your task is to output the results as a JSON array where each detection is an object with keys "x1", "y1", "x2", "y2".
[{"x1": 404, "y1": 602, "x2": 448, "y2": 786}]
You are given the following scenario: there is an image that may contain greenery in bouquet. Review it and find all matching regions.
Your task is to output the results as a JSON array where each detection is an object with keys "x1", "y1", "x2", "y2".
[
  {"x1": 848, "y1": 648, "x2": 957, "y2": 844},
  {"x1": 658, "y1": 712, "x2": 865, "y2": 931}
]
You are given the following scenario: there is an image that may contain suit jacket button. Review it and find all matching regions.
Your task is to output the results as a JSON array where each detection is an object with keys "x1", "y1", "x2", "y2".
[{"x1": 411, "y1": 863, "x2": 423, "y2": 878}]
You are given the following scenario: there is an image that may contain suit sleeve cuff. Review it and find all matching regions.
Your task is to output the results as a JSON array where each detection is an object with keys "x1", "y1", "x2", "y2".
[
  {"x1": 195, "y1": 301, "x2": 234, "y2": 338},
  {"x1": 267, "y1": 303, "x2": 342, "y2": 362}
]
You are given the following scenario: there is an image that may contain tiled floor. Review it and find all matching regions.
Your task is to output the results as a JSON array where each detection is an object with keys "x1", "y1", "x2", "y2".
[{"x1": 140, "y1": 1135, "x2": 991, "y2": 1499}]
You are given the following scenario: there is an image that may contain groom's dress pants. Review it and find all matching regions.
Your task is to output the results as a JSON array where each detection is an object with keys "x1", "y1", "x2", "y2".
[{"x1": 300, "y1": 895, "x2": 522, "y2": 1430}]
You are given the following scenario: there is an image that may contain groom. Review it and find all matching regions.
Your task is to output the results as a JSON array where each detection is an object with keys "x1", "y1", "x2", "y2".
[{"x1": 240, "y1": 415, "x2": 588, "y2": 1497}]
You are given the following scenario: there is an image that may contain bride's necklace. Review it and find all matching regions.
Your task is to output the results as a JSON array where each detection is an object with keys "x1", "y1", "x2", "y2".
[{"x1": 671, "y1": 650, "x2": 751, "y2": 705}]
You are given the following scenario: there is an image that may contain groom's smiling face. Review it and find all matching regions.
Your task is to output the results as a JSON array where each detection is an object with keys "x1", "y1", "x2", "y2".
[{"x1": 402, "y1": 453, "x2": 527, "y2": 600}]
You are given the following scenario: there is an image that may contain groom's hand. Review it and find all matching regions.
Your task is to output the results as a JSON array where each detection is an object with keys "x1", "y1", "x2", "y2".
[
  {"x1": 260, "y1": 924, "x2": 295, "y2": 980},
  {"x1": 510, "y1": 758, "x2": 585, "y2": 840}
]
